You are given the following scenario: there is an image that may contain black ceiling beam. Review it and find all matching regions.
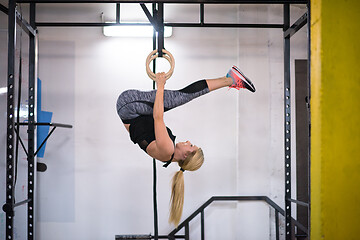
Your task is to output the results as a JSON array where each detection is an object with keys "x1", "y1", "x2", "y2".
[
  {"x1": 0, "y1": 3, "x2": 8, "y2": 14},
  {"x1": 17, "y1": 0, "x2": 308, "y2": 4},
  {"x1": 35, "y1": 22, "x2": 151, "y2": 27},
  {"x1": 35, "y1": 22, "x2": 284, "y2": 28},
  {"x1": 166, "y1": 22, "x2": 283, "y2": 28}
]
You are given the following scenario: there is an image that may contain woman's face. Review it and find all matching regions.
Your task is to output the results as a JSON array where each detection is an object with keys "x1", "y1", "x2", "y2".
[{"x1": 176, "y1": 141, "x2": 198, "y2": 156}]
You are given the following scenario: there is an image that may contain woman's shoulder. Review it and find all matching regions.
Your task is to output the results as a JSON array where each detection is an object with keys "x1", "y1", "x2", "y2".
[{"x1": 146, "y1": 140, "x2": 174, "y2": 162}]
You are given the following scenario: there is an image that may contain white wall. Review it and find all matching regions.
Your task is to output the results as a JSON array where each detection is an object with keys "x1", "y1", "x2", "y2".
[{"x1": 0, "y1": 3, "x2": 307, "y2": 240}]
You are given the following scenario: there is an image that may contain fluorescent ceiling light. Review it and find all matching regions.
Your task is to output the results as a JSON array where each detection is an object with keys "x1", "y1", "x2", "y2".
[{"x1": 103, "y1": 24, "x2": 172, "y2": 37}]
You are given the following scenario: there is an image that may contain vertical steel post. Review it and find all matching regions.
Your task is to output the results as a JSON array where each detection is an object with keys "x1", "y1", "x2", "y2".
[
  {"x1": 6, "y1": 1, "x2": 16, "y2": 239},
  {"x1": 116, "y1": 3, "x2": 120, "y2": 24},
  {"x1": 283, "y1": 3, "x2": 292, "y2": 240},
  {"x1": 28, "y1": 3, "x2": 36, "y2": 240},
  {"x1": 201, "y1": 210, "x2": 205, "y2": 240},
  {"x1": 200, "y1": 3, "x2": 204, "y2": 25},
  {"x1": 152, "y1": 159, "x2": 158, "y2": 240},
  {"x1": 152, "y1": 3, "x2": 156, "y2": 92},
  {"x1": 185, "y1": 222, "x2": 189, "y2": 240},
  {"x1": 306, "y1": 1, "x2": 311, "y2": 238},
  {"x1": 275, "y1": 210, "x2": 279, "y2": 240}
]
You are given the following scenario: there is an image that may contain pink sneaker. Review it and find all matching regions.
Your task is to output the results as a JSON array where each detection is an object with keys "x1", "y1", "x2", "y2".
[{"x1": 227, "y1": 65, "x2": 256, "y2": 92}]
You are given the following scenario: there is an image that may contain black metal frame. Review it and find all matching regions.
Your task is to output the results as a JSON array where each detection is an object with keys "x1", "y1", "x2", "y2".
[
  {"x1": 2, "y1": 2, "x2": 73, "y2": 240},
  {"x1": 116, "y1": 196, "x2": 307, "y2": 240},
  {"x1": 14, "y1": 122, "x2": 73, "y2": 160},
  {"x1": 3, "y1": 2, "x2": 38, "y2": 239},
  {"x1": 283, "y1": 3, "x2": 310, "y2": 240},
  {"x1": 2, "y1": 1, "x2": 309, "y2": 240},
  {"x1": 167, "y1": 196, "x2": 307, "y2": 240},
  {"x1": 16, "y1": 0, "x2": 308, "y2": 3},
  {"x1": 283, "y1": 4, "x2": 292, "y2": 238}
]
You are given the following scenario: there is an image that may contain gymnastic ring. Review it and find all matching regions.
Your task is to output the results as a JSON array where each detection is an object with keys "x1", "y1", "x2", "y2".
[{"x1": 146, "y1": 49, "x2": 175, "y2": 81}]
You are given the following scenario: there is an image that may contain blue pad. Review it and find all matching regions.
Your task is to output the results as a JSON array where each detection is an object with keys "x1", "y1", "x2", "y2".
[{"x1": 37, "y1": 78, "x2": 53, "y2": 158}]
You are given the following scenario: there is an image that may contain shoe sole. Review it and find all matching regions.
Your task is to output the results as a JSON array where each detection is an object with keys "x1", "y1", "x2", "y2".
[{"x1": 232, "y1": 66, "x2": 256, "y2": 92}]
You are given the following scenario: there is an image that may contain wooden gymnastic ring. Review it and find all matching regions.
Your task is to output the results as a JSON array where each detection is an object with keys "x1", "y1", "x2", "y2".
[{"x1": 146, "y1": 49, "x2": 175, "y2": 81}]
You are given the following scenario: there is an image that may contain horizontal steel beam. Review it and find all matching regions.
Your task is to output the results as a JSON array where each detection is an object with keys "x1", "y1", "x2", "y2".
[
  {"x1": 36, "y1": 21, "x2": 283, "y2": 28},
  {"x1": 115, "y1": 235, "x2": 185, "y2": 239},
  {"x1": 18, "y1": 0, "x2": 308, "y2": 4},
  {"x1": 36, "y1": 22, "x2": 151, "y2": 27},
  {"x1": 18, "y1": 122, "x2": 73, "y2": 128},
  {"x1": 166, "y1": 22, "x2": 283, "y2": 28}
]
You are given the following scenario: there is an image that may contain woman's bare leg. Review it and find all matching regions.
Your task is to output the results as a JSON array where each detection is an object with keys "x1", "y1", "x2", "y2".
[{"x1": 206, "y1": 77, "x2": 233, "y2": 92}]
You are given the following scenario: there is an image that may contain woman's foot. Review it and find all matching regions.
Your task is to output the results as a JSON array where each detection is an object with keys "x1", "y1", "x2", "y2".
[{"x1": 227, "y1": 65, "x2": 256, "y2": 92}]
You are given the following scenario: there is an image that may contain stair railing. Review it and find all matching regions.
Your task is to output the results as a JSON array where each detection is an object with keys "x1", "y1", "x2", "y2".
[{"x1": 167, "y1": 196, "x2": 308, "y2": 240}]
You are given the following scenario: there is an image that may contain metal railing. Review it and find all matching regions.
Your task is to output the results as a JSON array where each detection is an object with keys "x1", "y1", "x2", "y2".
[
  {"x1": 167, "y1": 196, "x2": 308, "y2": 240},
  {"x1": 116, "y1": 196, "x2": 308, "y2": 240}
]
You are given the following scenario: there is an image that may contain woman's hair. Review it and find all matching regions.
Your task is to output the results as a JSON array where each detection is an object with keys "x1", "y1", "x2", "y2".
[{"x1": 169, "y1": 148, "x2": 204, "y2": 226}]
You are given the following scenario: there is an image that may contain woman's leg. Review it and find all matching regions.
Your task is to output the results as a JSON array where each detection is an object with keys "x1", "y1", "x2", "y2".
[
  {"x1": 116, "y1": 89, "x2": 155, "y2": 123},
  {"x1": 117, "y1": 79, "x2": 214, "y2": 122},
  {"x1": 116, "y1": 76, "x2": 239, "y2": 123},
  {"x1": 206, "y1": 76, "x2": 233, "y2": 91}
]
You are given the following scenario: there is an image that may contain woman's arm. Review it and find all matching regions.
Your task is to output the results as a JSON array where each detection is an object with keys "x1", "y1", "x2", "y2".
[{"x1": 147, "y1": 72, "x2": 175, "y2": 161}]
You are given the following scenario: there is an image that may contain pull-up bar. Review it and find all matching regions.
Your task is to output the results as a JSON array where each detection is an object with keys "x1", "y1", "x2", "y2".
[{"x1": 15, "y1": 122, "x2": 72, "y2": 158}]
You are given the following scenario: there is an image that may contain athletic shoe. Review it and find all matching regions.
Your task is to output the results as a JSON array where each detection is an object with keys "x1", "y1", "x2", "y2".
[{"x1": 226, "y1": 65, "x2": 256, "y2": 92}]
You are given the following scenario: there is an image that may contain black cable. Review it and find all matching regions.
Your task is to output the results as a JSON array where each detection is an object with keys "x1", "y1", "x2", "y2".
[{"x1": 152, "y1": 3, "x2": 159, "y2": 240}]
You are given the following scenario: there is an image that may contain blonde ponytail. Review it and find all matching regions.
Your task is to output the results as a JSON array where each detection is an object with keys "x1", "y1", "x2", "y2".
[{"x1": 169, "y1": 148, "x2": 204, "y2": 226}]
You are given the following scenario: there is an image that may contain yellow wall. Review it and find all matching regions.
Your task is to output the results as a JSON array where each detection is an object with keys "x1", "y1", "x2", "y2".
[{"x1": 311, "y1": 0, "x2": 360, "y2": 239}]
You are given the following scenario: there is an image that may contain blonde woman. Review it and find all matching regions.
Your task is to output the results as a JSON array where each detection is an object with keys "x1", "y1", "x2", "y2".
[{"x1": 116, "y1": 66, "x2": 255, "y2": 226}]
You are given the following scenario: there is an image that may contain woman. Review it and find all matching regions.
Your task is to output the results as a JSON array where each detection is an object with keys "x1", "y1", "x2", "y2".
[{"x1": 116, "y1": 65, "x2": 255, "y2": 226}]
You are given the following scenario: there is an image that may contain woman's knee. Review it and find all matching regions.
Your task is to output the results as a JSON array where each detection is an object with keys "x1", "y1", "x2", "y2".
[
  {"x1": 119, "y1": 89, "x2": 135, "y2": 99},
  {"x1": 118, "y1": 89, "x2": 140, "y2": 105}
]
